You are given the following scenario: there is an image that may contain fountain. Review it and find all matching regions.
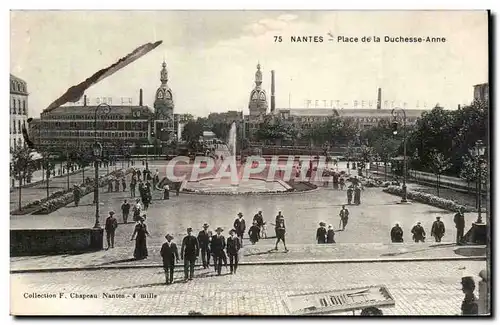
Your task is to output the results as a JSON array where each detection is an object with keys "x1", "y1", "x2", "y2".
[{"x1": 228, "y1": 122, "x2": 239, "y2": 187}]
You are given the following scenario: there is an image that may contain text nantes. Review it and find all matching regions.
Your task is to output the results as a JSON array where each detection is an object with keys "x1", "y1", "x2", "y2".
[{"x1": 290, "y1": 36, "x2": 324, "y2": 43}]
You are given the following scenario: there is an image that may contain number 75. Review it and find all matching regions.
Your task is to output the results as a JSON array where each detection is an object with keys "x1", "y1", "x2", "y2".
[{"x1": 274, "y1": 36, "x2": 282, "y2": 42}]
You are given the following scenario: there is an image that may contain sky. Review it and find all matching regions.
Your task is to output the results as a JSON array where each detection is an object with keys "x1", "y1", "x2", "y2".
[{"x1": 10, "y1": 10, "x2": 488, "y2": 117}]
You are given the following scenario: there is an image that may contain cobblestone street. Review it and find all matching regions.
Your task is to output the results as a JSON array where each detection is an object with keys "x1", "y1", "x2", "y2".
[{"x1": 11, "y1": 260, "x2": 486, "y2": 315}]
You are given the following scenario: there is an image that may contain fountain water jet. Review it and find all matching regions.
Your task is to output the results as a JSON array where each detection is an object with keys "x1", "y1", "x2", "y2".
[{"x1": 228, "y1": 122, "x2": 239, "y2": 186}]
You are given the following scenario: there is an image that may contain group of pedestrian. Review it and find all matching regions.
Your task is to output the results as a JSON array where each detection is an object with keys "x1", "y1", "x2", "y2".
[
  {"x1": 346, "y1": 184, "x2": 362, "y2": 205},
  {"x1": 160, "y1": 224, "x2": 243, "y2": 284},
  {"x1": 107, "y1": 177, "x2": 127, "y2": 193},
  {"x1": 390, "y1": 216, "x2": 446, "y2": 243},
  {"x1": 315, "y1": 222, "x2": 336, "y2": 244}
]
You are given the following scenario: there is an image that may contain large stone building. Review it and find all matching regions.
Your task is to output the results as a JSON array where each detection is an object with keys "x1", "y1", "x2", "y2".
[
  {"x1": 35, "y1": 91, "x2": 154, "y2": 152},
  {"x1": 10, "y1": 74, "x2": 29, "y2": 150},
  {"x1": 32, "y1": 61, "x2": 183, "y2": 154}
]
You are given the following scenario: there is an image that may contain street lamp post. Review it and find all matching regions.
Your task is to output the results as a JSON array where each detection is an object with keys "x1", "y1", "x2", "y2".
[
  {"x1": 391, "y1": 107, "x2": 408, "y2": 203},
  {"x1": 93, "y1": 142, "x2": 103, "y2": 228},
  {"x1": 93, "y1": 103, "x2": 111, "y2": 203},
  {"x1": 469, "y1": 140, "x2": 486, "y2": 224}
]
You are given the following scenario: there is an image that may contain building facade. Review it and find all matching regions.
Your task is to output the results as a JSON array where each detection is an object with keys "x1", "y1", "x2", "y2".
[
  {"x1": 36, "y1": 90, "x2": 154, "y2": 153},
  {"x1": 473, "y1": 83, "x2": 489, "y2": 102},
  {"x1": 10, "y1": 74, "x2": 29, "y2": 150}
]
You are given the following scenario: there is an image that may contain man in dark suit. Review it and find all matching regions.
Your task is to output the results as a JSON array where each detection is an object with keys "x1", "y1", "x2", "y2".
[
  {"x1": 210, "y1": 227, "x2": 226, "y2": 275},
  {"x1": 226, "y1": 229, "x2": 241, "y2": 274},
  {"x1": 181, "y1": 227, "x2": 199, "y2": 281},
  {"x1": 454, "y1": 207, "x2": 466, "y2": 245},
  {"x1": 197, "y1": 223, "x2": 211, "y2": 269},
  {"x1": 160, "y1": 234, "x2": 179, "y2": 285},
  {"x1": 233, "y1": 212, "x2": 246, "y2": 247},
  {"x1": 316, "y1": 222, "x2": 327, "y2": 244}
]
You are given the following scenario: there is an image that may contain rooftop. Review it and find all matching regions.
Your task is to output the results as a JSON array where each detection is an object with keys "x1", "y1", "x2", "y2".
[{"x1": 41, "y1": 105, "x2": 153, "y2": 116}]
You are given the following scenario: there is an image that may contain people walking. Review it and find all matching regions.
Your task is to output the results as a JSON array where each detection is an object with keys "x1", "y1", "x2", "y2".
[
  {"x1": 121, "y1": 178, "x2": 127, "y2": 192},
  {"x1": 316, "y1": 222, "x2": 327, "y2": 244},
  {"x1": 347, "y1": 186, "x2": 353, "y2": 205},
  {"x1": 130, "y1": 176, "x2": 136, "y2": 197},
  {"x1": 339, "y1": 205, "x2": 349, "y2": 231},
  {"x1": 431, "y1": 216, "x2": 446, "y2": 242},
  {"x1": 121, "y1": 199, "x2": 131, "y2": 224},
  {"x1": 73, "y1": 185, "x2": 81, "y2": 207},
  {"x1": 454, "y1": 207, "x2": 466, "y2": 245},
  {"x1": 233, "y1": 212, "x2": 246, "y2": 246},
  {"x1": 274, "y1": 212, "x2": 288, "y2": 252},
  {"x1": 253, "y1": 211, "x2": 264, "y2": 229},
  {"x1": 211, "y1": 227, "x2": 226, "y2": 275},
  {"x1": 326, "y1": 225, "x2": 336, "y2": 243},
  {"x1": 354, "y1": 186, "x2": 361, "y2": 205},
  {"x1": 114, "y1": 178, "x2": 120, "y2": 192},
  {"x1": 411, "y1": 222, "x2": 426, "y2": 243},
  {"x1": 133, "y1": 198, "x2": 142, "y2": 222},
  {"x1": 390, "y1": 223, "x2": 404, "y2": 243},
  {"x1": 197, "y1": 223, "x2": 211, "y2": 269},
  {"x1": 160, "y1": 234, "x2": 179, "y2": 285},
  {"x1": 163, "y1": 183, "x2": 170, "y2": 200},
  {"x1": 339, "y1": 177, "x2": 345, "y2": 191},
  {"x1": 226, "y1": 229, "x2": 241, "y2": 274},
  {"x1": 130, "y1": 216, "x2": 150, "y2": 259},
  {"x1": 181, "y1": 227, "x2": 200, "y2": 281},
  {"x1": 153, "y1": 169, "x2": 160, "y2": 188},
  {"x1": 105, "y1": 211, "x2": 118, "y2": 249},
  {"x1": 248, "y1": 220, "x2": 261, "y2": 244}
]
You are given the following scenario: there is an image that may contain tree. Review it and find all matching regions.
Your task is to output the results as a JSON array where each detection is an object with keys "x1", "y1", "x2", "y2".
[
  {"x1": 181, "y1": 120, "x2": 204, "y2": 151},
  {"x1": 211, "y1": 122, "x2": 231, "y2": 142},
  {"x1": 10, "y1": 146, "x2": 37, "y2": 210},
  {"x1": 429, "y1": 149, "x2": 452, "y2": 197},
  {"x1": 372, "y1": 136, "x2": 399, "y2": 181},
  {"x1": 460, "y1": 154, "x2": 488, "y2": 206}
]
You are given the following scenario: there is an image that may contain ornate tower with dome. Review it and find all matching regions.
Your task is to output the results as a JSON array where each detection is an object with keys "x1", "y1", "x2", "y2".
[
  {"x1": 153, "y1": 60, "x2": 175, "y2": 142},
  {"x1": 248, "y1": 63, "x2": 268, "y2": 122}
]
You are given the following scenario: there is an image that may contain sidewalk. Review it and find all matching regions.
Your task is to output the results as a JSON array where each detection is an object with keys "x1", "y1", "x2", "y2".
[{"x1": 10, "y1": 242, "x2": 486, "y2": 273}]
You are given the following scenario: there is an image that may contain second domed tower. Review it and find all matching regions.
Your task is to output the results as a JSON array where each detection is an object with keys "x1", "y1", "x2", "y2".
[{"x1": 248, "y1": 63, "x2": 268, "y2": 121}]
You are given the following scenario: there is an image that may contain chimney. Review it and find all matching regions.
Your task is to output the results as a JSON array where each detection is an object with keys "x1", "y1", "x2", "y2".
[
  {"x1": 139, "y1": 89, "x2": 143, "y2": 106},
  {"x1": 376, "y1": 88, "x2": 382, "y2": 109},
  {"x1": 271, "y1": 70, "x2": 276, "y2": 113},
  {"x1": 83, "y1": 95, "x2": 87, "y2": 107}
]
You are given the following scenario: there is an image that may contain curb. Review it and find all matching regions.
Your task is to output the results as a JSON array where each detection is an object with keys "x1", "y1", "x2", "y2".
[{"x1": 10, "y1": 255, "x2": 486, "y2": 274}]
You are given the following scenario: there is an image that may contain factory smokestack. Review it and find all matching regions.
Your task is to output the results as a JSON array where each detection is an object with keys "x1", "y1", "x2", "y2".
[
  {"x1": 139, "y1": 89, "x2": 143, "y2": 106},
  {"x1": 83, "y1": 95, "x2": 87, "y2": 107},
  {"x1": 377, "y1": 88, "x2": 382, "y2": 109},
  {"x1": 271, "y1": 70, "x2": 276, "y2": 113}
]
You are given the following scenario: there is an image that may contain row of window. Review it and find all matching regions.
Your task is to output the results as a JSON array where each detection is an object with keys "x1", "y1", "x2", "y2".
[
  {"x1": 40, "y1": 131, "x2": 147, "y2": 138},
  {"x1": 41, "y1": 114, "x2": 153, "y2": 120},
  {"x1": 41, "y1": 121, "x2": 150, "y2": 131},
  {"x1": 11, "y1": 80, "x2": 27, "y2": 93},
  {"x1": 11, "y1": 98, "x2": 27, "y2": 115},
  {"x1": 10, "y1": 120, "x2": 24, "y2": 134}
]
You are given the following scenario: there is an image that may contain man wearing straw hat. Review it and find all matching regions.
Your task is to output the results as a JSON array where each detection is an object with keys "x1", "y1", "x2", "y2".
[
  {"x1": 197, "y1": 223, "x2": 211, "y2": 269},
  {"x1": 181, "y1": 227, "x2": 199, "y2": 281},
  {"x1": 160, "y1": 234, "x2": 179, "y2": 285},
  {"x1": 211, "y1": 227, "x2": 226, "y2": 275}
]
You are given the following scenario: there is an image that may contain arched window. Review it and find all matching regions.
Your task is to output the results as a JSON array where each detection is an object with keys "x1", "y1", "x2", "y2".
[
  {"x1": 12, "y1": 99, "x2": 16, "y2": 114},
  {"x1": 18, "y1": 120, "x2": 21, "y2": 134},
  {"x1": 18, "y1": 100, "x2": 21, "y2": 113},
  {"x1": 12, "y1": 121, "x2": 16, "y2": 134},
  {"x1": 22, "y1": 100, "x2": 26, "y2": 114},
  {"x1": 17, "y1": 83, "x2": 21, "y2": 92}
]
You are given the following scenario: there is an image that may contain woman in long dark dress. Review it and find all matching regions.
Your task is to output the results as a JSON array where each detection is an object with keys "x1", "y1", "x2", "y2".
[{"x1": 130, "y1": 216, "x2": 150, "y2": 260}]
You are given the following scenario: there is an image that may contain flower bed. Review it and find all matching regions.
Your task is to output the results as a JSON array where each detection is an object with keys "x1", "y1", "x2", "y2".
[
  {"x1": 30, "y1": 168, "x2": 133, "y2": 215},
  {"x1": 382, "y1": 185, "x2": 480, "y2": 212}
]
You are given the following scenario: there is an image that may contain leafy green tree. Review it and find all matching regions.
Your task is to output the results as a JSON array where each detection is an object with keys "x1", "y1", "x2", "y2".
[
  {"x1": 10, "y1": 146, "x2": 37, "y2": 210},
  {"x1": 182, "y1": 120, "x2": 204, "y2": 151},
  {"x1": 429, "y1": 149, "x2": 452, "y2": 197},
  {"x1": 372, "y1": 136, "x2": 399, "y2": 180}
]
